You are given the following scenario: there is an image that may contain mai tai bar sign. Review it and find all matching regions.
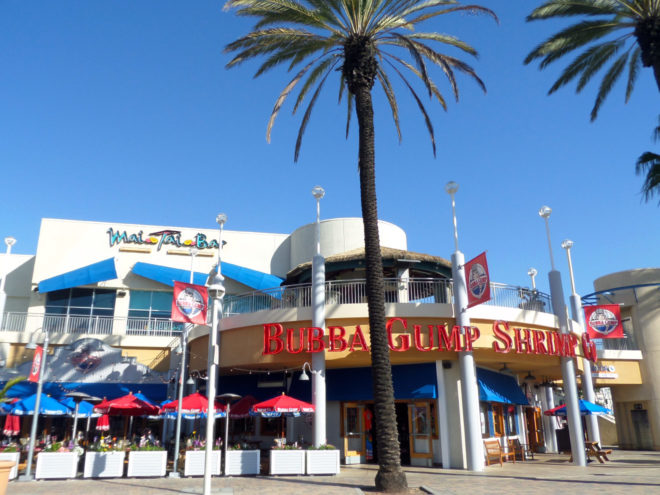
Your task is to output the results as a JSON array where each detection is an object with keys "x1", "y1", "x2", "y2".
[
  {"x1": 107, "y1": 227, "x2": 220, "y2": 251},
  {"x1": 262, "y1": 318, "x2": 598, "y2": 362}
]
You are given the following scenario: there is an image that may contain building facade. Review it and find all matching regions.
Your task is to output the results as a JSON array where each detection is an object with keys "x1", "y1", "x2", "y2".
[{"x1": 0, "y1": 217, "x2": 650, "y2": 468}]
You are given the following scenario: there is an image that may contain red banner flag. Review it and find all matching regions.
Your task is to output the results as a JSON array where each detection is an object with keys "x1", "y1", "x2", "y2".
[
  {"x1": 28, "y1": 345, "x2": 43, "y2": 383},
  {"x1": 172, "y1": 282, "x2": 209, "y2": 325},
  {"x1": 465, "y1": 252, "x2": 491, "y2": 308},
  {"x1": 584, "y1": 304, "x2": 623, "y2": 339}
]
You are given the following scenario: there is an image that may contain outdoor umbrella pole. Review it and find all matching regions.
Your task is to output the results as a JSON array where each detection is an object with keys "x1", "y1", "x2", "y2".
[{"x1": 71, "y1": 402, "x2": 80, "y2": 444}]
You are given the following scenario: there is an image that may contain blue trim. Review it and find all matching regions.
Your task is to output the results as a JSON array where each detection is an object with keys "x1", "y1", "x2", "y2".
[
  {"x1": 477, "y1": 368, "x2": 528, "y2": 406},
  {"x1": 0, "y1": 381, "x2": 168, "y2": 403},
  {"x1": 132, "y1": 261, "x2": 282, "y2": 291},
  {"x1": 38, "y1": 258, "x2": 117, "y2": 293}
]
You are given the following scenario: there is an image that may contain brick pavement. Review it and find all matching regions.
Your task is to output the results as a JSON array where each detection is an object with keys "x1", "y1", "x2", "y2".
[{"x1": 7, "y1": 449, "x2": 660, "y2": 495}]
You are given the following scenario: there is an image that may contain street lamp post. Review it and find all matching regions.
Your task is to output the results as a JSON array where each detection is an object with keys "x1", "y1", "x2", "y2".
[
  {"x1": 171, "y1": 247, "x2": 199, "y2": 477},
  {"x1": 0, "y1": 236, "x2": 17, "y2": 330},
  {"x1": 538, "y1": 206, "x2": 586, "y2": 466},
  {"x1": 19, "y1": 328, "x2": 49, "y2": 481},
  {"x1": 204, "y1": 213, "x2": 226, "y2": 495},
  {"x1": 561, "y1": 239, "x2": 600, "y2": 444},
  {"x1": 216, "y1": 392, "x2": 241, "y2": 475},
  {"x1": 527, "y1": 267, "x2": 538, "y2": 290},
  {"x1": 311, "y1": 185, "x2": 326, "y2": 447},
  {"x1": 445, "y1": 182, "x2": 483, "y2": 472}
]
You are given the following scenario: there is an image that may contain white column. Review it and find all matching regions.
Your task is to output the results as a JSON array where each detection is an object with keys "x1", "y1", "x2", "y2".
[
  {"x1": 311, "y1": 186, "x2": 326, "y2": 447},
  {"x1": 0, "y1": 237, "x2": 16, "y2": 330}
]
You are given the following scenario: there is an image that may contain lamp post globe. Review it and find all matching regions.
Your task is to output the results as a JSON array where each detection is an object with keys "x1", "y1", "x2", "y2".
[
  {"x1": 538, "y1": 205, "x2": 552, "y2": 218},
  {"x1": 445, "y1": 181, "x2": 459, "y2": 195},
  {"x1": 311, "y1": 185, "x2": 325, "y2": 200}
]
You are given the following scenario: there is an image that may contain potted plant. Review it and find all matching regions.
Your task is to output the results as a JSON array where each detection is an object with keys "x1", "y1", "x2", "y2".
[
  {"x1": 35, "y1": 441, "x2": 81, "y2": 479},
  {"x1": 126, "y1": 443, "x2": 167, "y2": 478},
  {"x1": 84, "y1": 436, "x2": 126, "y2": 478},
  {"x1": 225, "y1": 442, "x2": 260, "y2": 476},
  {"x1": 269, "y1": 443, "x2": 305, "y2": 475},
  {"x1": 0, "y1": 444, "x2": 20, "y2": 480},
  {"x1": 182, "y1": 436, "x2": 222, "y2": 477},
  {"x1": 306, "y1": 444, "x2": 340, "y2": 475}
]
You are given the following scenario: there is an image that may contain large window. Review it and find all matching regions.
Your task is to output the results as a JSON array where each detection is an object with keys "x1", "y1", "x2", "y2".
[
  {"x1": 128, "y1": 291, "x2": 172, "y2": 320},
  {"x1": 46, "y1": 288, "x2": 116, "y2": 317}
]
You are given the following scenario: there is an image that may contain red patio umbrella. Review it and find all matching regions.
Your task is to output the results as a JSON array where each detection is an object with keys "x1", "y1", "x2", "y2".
[
  {"x1": 93, "y1": 392, "x2": 159, "y2": 417},
  {"x1": 230, "y1": 395, "x2": 258, "y2": 419},
  {"x1": 160, "y1": 392, "x2": 226, "y2": 415},
  {"x1": 95, "y1": 414, "x2": 110, "y2": 431},
  {"x1": 251, "y1": 393, "x2": 315, "y2": 414},
  {"x1": 3, "y1": 414, "x2": 20, "y2": 436}
]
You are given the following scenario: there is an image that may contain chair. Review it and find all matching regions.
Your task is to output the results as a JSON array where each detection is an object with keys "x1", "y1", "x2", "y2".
[
  {"x1": 586, "y1": 442, "x2": 612, "y2": 463},
  {"x1": 484, "y1": 439, "x2": 504, "y2": 466},
  {"x1": 508, "y1": 438, "x2": 533, "y2": 461}
]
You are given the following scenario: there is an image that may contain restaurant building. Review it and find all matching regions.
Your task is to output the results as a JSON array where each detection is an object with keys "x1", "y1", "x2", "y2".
[{"x1": 0, "y1": 217, "x2": 648, "y2": 468}]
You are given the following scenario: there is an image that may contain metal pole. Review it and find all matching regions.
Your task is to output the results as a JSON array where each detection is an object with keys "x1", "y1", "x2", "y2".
[
  {"x1": 445, "y1": 182, "x2": 483, "y2": 472},
  {"x1": 20, "y1": 331, "x2": 49, "y2": 481},
  {"x1": 311, "y1": 186, "x2": 326, "y2": 447},
  {"x1": 563, "y1": 241, "x2": 600, "y2": 444},
  {"x1": 204, "y1": 214, "x2": 226, "y2": 495},
  {"x1": 71, "y1": 402, "x2": 80, "y2": 444},
  {"x1": 539, "y1": 207, "x2": 586, "y2": 466}
]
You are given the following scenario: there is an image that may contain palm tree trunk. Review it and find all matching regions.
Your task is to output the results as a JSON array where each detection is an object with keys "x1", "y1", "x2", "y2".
[{"x1": 354, "y1": 84, "x2": 408, "y2": 493}]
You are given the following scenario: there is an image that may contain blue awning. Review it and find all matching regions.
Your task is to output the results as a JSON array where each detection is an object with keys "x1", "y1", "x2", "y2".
[
  {"x1": 132, "y1": 261, "x2": 282, "y2": 291},
  {"x1": 477, "y1": 367, "x2": 529, "y2": 405},
  {"x1": 39, "y1": 257, "x2": 118, "y2": 293}
]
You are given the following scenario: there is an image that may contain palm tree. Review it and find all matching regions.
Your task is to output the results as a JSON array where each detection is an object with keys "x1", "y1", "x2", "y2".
[
  {"x1": 524, "y1": 0, "x2": 660, "y2": 121},
  {"x1": 224, "y1": 1, "x2": 495, "y2": 490},
  {"x1": 637, "y1": 115, "x2": 660, "y2": 203},
  {"x1": 0, "y1": 376, "x2": 25, "y2": 403}
]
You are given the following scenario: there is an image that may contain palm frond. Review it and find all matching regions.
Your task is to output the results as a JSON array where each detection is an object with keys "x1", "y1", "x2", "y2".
[
  {"x1": 590, "y1": 51, "x2": 628, "y2": 120},
  {"x1": 527, "y1": 0, "x2": 624, "y2": 20},
  {"x1": 376, "y1": 66, "x2": 402, "y2": 142},
  {"x1": 636, "y1": 151, "x2": 660, "y2": 203},
  {"x1": 294, "y1": 66, "x2": 334, "y2": 161},
  {"x1": 0, "y1": 376, "x2": 25, "y2": 402},
  {"x1": 625, "y1": 47, "x2": 641, "y2": 101}
]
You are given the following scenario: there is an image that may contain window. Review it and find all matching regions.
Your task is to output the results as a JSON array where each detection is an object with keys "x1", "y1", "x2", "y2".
[
  {"x1": 505, "y1": 405, "x2": 518, "y2": 435},
  {"x1": 45, "y1": 288, "x2": 116, "y2": 317},
  {"x1": 480, "y1": 403, "x2": 490, "y2": 437},
  {"x1": 128, "y1": 291, "x2": 172, "y2": 320},
  {"x1": 492, "y1": 404, "x2": 505, "y2": 437}
]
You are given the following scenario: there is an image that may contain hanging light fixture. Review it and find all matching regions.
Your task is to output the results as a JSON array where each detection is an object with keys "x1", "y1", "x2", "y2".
[
  {"x1": 524, "y1": 370, "x2": 537, "y2": 382},
  {"x1": 499, "y1": 363, "x2": 512, "y2": 374}
]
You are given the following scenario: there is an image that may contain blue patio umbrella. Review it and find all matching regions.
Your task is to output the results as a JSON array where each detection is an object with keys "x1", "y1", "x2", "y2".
[
  {"x1": 60, "y1": 398, "x2": 101, "y2": 418},
  {"x1": 11, "y1": 393, "x2": 71, "y2": 416},
  {"x1": 544, "y1": 399, "x2": 612, "y2": 416}
]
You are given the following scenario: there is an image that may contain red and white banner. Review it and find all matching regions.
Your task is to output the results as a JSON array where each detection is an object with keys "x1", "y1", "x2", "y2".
[
  {"x1": 584, "y1": 304, "x2": 623, "y2": 339},
  {"x1": 172, "y1": 281, "x2": 208, "y2": 325},
  {"x1": 28, "y1": 345, "x2": 43, "y2": 383},
  {"x1": 465, "y1": 252, "x2": 491, "y2": 308}
]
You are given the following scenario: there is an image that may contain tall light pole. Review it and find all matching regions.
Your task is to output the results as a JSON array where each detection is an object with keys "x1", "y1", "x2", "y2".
[
  {"x1": 171, "y1": 247, "x2": 199, "y2": 477},
  {"x1": 19, "y1": 328, "x2": 48, "y2": 481},
  {"x1": 445, "y1": 181, "x2": 483, "y2": 471},
  {"x1": 311, "y1": 185, "x2": 326, "y2": 447},
  {"x1": 538, "y1": 206, "x2": 586, "y2": 466},
  {"x1": 0, "y1": 236, "x2": 17, "y2": 330},
  {"x1": 527, "y1": 267, "x2": 538, "y2": 290},
  {"x1": 204, "y1": 213, "x2": 226, "y2": 495},
  {"x1": 562, "y1": 239, "x2": 600, "y2": 444}
]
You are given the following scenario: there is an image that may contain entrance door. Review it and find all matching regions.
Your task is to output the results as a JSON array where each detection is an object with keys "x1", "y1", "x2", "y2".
[
  {"x1": 525, "y1": 407, "x2": 544, "y2": 452},
  {"x1": 343, "y1": 403, "x2": 365, "y2": 463},
  {"x1": 408, "y1": 402, "x2": 433, "y2": 467}
]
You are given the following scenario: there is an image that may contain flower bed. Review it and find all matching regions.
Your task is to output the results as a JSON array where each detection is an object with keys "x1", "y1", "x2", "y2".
[
  {"x1": 183, "y1": 450, "x2": 221, "y2": 477},
  {"x1": 35, "y1": 452, "x2": 79, "y2": 479},
  {"x1": 126, "y1": 450, "x2": 167, "y2": 477},
  {"x1": 0, "y1": 452, "x2": 20, "y2": 480},
  {"x1": 83, "y1": 451, "x2": 126, "y2": 478},
  {"x1": 270, "y1": 448, "x2": 305, "y2": 475},
  {"x1": 225, "y1": 449, "x2": 260, "y2": 476},
  {"x1": 306, "y1": 448, "x2": 340, "y2": 475}
]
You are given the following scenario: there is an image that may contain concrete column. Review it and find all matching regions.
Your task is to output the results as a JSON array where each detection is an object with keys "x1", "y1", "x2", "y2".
[{"x1": 311, "y1": 253, "x2": 326, "y2": 447}]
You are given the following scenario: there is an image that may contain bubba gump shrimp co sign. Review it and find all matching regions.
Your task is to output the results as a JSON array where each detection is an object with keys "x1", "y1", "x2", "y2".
[{"x1": 262, "y1": 317, "x2": 598, "y2": 362}]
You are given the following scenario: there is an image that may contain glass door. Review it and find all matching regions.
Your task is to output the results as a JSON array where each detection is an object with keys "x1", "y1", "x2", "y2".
[
  {"x1": 343, "y1": 402, "x2": 365, "y2": 461},
  {"x1": 408, "y1": 401, "x2": 433, "y2": 465}
]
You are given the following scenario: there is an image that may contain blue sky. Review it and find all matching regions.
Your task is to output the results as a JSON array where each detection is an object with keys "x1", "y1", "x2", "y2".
[{"x1": 1, "y1": 0, "x2": 657, "y2": 299}]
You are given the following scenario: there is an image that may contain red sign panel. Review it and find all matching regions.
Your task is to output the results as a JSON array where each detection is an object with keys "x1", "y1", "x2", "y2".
[
  {"x1": 584, "y1": 304, "x2": 623, "y2": 339},
  {"x1": 465, "y1": 252, "x2": 491, "y2": 308},
  {"x1": 172, "y1": 282, "x2": 208, "y2": 325},
  {"x1": 28, "y1": 345, "x2": 43, "y2": 383}
]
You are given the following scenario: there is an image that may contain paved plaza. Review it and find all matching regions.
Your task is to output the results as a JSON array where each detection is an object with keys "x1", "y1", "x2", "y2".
[{"x1": 8, "y1": 449, "x2": 660, "y2": 495}]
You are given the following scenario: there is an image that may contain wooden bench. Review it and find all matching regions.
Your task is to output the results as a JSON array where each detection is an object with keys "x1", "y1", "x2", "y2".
[{"x1": 587, "y1": 442, "x2": 612, "y2": 463}]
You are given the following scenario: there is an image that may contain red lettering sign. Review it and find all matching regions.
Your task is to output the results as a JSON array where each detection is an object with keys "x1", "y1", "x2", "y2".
[
  {"x1": 328, "y1": 326, "x2": 348, "y2": 352},
  {"x1": 492, "y1": 321, "x2": 513, "y2": 353},
  {"x1": 349, "y1": 325, "x2": 370, "y2": 352},
  {"x1": 263, "y1": 323, "x2": 284, "y2": 355},
  {"x1": 414, "y1": 325, "x2": 434, "y2": 352},
  {"x1": 386, "y1": 318, "x2": 410, "y2": 352}
]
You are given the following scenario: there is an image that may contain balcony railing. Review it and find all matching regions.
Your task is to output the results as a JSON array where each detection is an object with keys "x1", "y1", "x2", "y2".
[{"x1": 0, "y1": 278, "x2": 555, "y2": 338}]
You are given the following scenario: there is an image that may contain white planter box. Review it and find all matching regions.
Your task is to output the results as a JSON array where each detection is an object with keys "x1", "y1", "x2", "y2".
[
  {"x1": 35, "y1": 452, "x2": 79, "y2": 479},
  {"x1": 183, "y1": 450, "x2": 221, "y2": 477},
  {"x1": 225, "y1": 449, "x2": 260, "y2": 476},
  {"x1": 0, "y1": 452, "x2": 20, "y2": 480},
  {"x1": 126, "y1": 450, "x2": 167, "y2": 477},
  {"x1": 269, "y1": 449, "x2": 305, "y2": 475},
  {"x1": 84, "y1": 451, "x2": 126, "y2": 478},
  {"x1": 306, "y1": 449, "x2": 340, "y2": 475}
]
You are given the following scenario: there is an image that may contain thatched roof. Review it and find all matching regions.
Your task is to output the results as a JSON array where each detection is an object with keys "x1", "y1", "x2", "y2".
[{"x1": 286, "y1": 247, "x2": 451, "y2": 280}]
